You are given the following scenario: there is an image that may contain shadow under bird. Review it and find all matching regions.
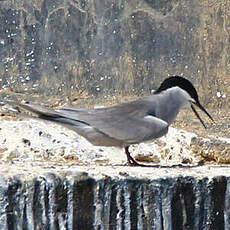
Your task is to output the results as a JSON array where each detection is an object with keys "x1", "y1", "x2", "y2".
[{"x1": 7, "y1": 76, "x2": 214, "y2": 166}]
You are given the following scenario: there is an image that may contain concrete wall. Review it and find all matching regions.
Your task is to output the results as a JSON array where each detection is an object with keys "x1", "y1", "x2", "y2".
[
  {"x1": 0, "y1": 0, "x2": 229, "y2": 106},
  {"x1": 0, "y1": 171, "x2": 229, "y2": 230}
]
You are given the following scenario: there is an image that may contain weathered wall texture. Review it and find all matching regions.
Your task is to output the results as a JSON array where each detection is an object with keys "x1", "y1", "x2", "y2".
[
  {"x1": 0, "y1": 172, "x2": 229, "y2": 230},
  {"x1": 0, "y1": 0, "x2": 229, "y2": 105}
]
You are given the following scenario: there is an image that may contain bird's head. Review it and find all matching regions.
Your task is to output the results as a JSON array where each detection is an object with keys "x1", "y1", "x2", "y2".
[{"x1": 155, "y1": 76, "x2": 214, "y2": 128}]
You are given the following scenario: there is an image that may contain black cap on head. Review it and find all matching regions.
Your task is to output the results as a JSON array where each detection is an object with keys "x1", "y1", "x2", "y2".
[
  {"x1": 155, "y1": 75, "x2": 214, "y2": 128},
  {"x1": 154, "y1": 76, "x2": 199, "y2": 103}
]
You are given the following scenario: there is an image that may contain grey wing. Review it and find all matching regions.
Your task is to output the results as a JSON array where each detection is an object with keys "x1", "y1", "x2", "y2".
[
  {"x1": 57, "y1": 104, "x2": 169, "y2": 144},
  {"x1": 89, "y1": 114, "x2": 169, "y2": 144}
]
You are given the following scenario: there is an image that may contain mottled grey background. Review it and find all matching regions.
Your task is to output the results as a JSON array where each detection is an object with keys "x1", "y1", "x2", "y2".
[{"x1": 0, "y1": 0, "x2": 229, "y2": 107}]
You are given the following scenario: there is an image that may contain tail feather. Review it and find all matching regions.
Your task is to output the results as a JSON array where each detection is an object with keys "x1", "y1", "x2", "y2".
[
  {"x1": 6, "y1": 101, "x2": 91, "y2": 126},
  {"x1": 6, "y1": 101, "x2": 61, "y2": 118}
]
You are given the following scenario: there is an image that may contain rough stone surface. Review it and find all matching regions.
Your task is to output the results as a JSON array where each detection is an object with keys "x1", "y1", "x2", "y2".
[
  {"x1": 0, "y1": 116, "x2": 221, "y2": 166},
  {"x1": 191, "y1": 136, "x2": 230, "y2": 164},
  {"x1": 0, "y1": 117, "x2": 230, "y2": 229}
]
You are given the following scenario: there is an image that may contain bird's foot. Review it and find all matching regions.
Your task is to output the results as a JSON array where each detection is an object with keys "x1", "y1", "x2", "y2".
[
  {"x1": 125, "y1": 146, "x2": 147, "y2": 167},
  {"x1": 127, "y1": 155, "x2": 145, "y2": 167}
]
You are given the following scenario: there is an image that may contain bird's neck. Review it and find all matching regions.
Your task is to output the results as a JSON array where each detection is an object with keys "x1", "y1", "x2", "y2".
[{"x1": 156, "y1": 87, "x2": 191, "y2": 125}]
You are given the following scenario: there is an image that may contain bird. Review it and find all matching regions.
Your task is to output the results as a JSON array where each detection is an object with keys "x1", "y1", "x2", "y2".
[{"x1": 7, "y1": 76, "x2": 214, "y2": 166}]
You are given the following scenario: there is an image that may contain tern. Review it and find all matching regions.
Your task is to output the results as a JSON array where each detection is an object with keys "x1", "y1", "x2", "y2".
[{"x1": 7, "y1": 76, "x2": 214, "y2": 166}]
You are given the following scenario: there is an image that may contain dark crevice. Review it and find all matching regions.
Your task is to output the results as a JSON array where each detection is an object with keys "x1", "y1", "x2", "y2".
[
  {"x1": 6, "y1": 178, "x2": 22, "y2": 230},
  {"x1": 171, "y1": 177, "x2": 196, "y2": 230},
  {"x1": 109, "y1": 183, "x2": 118, "y2": 230},
  {"x1": 210, "y1": 176, "x2": 227, "y2": 230},
  {"x1": 72, "y1": 178, "x2": 95, "y2": 230}
]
